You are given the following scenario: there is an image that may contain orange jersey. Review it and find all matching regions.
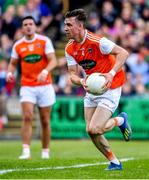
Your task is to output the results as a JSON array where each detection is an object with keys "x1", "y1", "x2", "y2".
[
  {"x1": 11, "y1": 34, "x2": 55, "y2": 86},
  {"x1": 65, "y1": 30, "x2": 126, "y2": 89}
]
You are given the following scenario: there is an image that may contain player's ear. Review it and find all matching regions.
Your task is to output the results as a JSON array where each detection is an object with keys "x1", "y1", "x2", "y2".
[
  {"x1": 77, "y1": 21, "x2": 83, "y2": 29},
  {"x1": 80, "y1": 22, "x2": 84, "y2": 29}
]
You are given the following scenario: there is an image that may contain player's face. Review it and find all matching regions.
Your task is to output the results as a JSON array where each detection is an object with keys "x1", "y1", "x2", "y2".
[
  {"x1": 64, "y1": 17, "x2": 82, "y2": 39},
  {"x1": 22, "y1": 19, "x2": 36, "y2": 36}
]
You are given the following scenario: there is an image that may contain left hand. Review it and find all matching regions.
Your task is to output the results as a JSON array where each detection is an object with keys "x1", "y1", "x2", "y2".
[
  {"x1": 37, "y1": 69, "x2": 48, "y2": 82},
  {"x1": 80, "y1": 76, "x2": 91, "y2": 93}
]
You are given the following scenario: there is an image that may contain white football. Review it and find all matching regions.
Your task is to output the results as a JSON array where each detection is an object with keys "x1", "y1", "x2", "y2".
[{"x1": 86, "y1": 73, "x2": 106, "y2": 95}]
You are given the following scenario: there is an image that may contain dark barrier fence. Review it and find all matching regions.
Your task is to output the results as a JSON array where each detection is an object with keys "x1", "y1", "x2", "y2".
[{"x1": 51, "y1": 96, "x2": 149, "y2": 139}]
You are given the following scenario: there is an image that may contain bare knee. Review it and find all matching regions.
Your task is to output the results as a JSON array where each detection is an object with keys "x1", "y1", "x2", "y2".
[
  {"x1": 41, "y1": 119, "x2": 49, "y2": 128},
  {"x1": 23, "y1": 111, "x2": 33, "y2": 122},
  {"x1": 40, "y1": 114, "x2": 50, "y2": 128},
  {"x1": 87, "y1": 124, "x2": 104, "y2": 135}
]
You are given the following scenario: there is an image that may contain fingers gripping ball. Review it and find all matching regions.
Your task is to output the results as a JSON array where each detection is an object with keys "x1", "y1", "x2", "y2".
[{"x1": 86, "y1": 73, "x2": 106, "y2": 95}]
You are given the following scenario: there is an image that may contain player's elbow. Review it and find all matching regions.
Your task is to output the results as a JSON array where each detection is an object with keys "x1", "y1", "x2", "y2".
[
  {"x1": 55, "y1": 60, "x2": 58, "y2": 68},
  {"x1": 123, "y1": 49, "x2": 129, "y2": 59},
  {"x1": 53, "y1": 59, "x2": 58, "y2": 69}
]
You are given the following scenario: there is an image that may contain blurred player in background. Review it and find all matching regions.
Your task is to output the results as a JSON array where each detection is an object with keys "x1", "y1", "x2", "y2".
[
  {"x1": 6, "y1": 16, "x2": 57, "y2": 159},
  {"x1": 64, "y1": 9, "x2": 132, "y2": 170}
]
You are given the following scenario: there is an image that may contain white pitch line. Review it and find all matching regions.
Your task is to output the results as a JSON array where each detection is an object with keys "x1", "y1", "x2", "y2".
[{"x1": 0, "y1": 157, "x2": 135, "y2": 175}]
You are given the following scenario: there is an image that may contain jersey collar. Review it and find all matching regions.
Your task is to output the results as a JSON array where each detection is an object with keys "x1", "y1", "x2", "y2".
[{"x1": 23, "y1": 33, "x2": 37, "y2": 42}]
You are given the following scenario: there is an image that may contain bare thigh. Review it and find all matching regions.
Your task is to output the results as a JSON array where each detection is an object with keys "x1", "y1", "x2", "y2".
[
  {"x1": 89, "y1": 106, "x2": 112, "y2": 134},
  {"x1": 38, "y1": 106, "x2": 52, "y2": 124},
  {"x1": 21, "y1": 102, "x2": 35, "y2": 120},
  {"x1": 84, "y1": 107, "x2": 96, "y2": 131}
]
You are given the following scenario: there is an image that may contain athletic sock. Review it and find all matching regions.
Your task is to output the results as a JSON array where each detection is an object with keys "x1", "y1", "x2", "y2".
[
  {"x1": 110, "y1": 158, "x2": 120, "y2": 165},
  {"x1": 23, "y1": 144, "x2": 30, "y2": 154},
  {"x1": 113, "y1": 117, "x2": 124, "y2": 126},
  {"x1": 106, "y1": 150, "x2": 120, "y2": 165},
  {"x1": 42, "y1": 148, "x2": 49, "y2": 158}
]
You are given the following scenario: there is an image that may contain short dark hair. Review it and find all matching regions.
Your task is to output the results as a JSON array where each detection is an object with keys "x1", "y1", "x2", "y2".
[
  {"x1": 65, "y1": 9, "x2": 87, "y2": 26},
  {"x1": 21, "y1": 16, "x2": 36, "y2": 26}
]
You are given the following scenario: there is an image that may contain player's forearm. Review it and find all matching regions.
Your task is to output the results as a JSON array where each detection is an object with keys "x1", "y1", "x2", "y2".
[
  {"x1": 112, "y1": 49, "x2": 129, "y2": 73},
  {"x1": 45, "y1": 58, "x2": 57, "y2": 73},
  {"x1": 7, "y1": 62, "x2": 17, "y2": 74},
  {"x1": 6, "y1": 61, "x2": 17, "y2": 82},
  {"x1": 70, "y1": 74, "x2": 82, "y2": 86},
  {"x1": 45, "y1": 54, "x2": 57, "y2": 73}
]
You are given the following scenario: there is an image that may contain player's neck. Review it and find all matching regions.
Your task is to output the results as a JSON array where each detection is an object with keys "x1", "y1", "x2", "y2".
[
  {"x1": 25, "y1": 34, "x2": 35, "y2": 40},
  {"x1": 75, "y1": 29, "x2": 86, "y2": 43}
]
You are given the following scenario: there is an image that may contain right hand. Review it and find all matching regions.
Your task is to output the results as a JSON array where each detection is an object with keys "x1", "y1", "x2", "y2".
[
  {"x1": 6, "y1": 72, "x2": 15, "y2": 82},
  {"x1": 37, "y1": 69, "x2": 48, "y2": 82},
  {"x1": 101, "y1": 73, "x2": 114, "y2": 90}
]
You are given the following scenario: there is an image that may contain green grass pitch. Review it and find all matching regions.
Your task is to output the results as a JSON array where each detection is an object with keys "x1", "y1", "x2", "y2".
[{"x1": 0, "y1": 140, "x2": 149, "y2": 179}]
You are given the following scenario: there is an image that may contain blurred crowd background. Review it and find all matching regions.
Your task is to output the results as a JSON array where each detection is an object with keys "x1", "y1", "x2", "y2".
[{"x1": 0, "y1": 0, "x2": 149, "y2": 127}]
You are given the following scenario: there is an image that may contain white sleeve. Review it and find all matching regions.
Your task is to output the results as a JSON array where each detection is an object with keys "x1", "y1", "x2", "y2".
[
  {"x1": 11, "y1": 44, "x2": 19, "y2": 59},
  {"x1": 45, "y1": 38, "x2": 55, "y2": 54},
  {"x1": 65, "y1": 52, "x2": 77, "y2": 66},
  {"x1": 99, "y1": 37, "x2": 115, "y2": 54}
]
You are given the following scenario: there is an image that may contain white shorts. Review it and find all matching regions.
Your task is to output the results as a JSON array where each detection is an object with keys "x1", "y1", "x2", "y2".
[
  {"x1": 20, "y1": 84, "x2": 56, "y2": 107},
  {"x1": 84, "y1": 87, "x2": 122, "y2": 113}
]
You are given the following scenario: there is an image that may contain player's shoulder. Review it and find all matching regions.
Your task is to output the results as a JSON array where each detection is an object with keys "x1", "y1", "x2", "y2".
[
  {"x1": 87, "y1": 31, "x2": 103, "y2": 43},
  {"x1": 13, "y1": 36, "x2": 26, "y2": 48},
  {"x1": 35, "y1": 33, "x2": 51, "y2": 42}
]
